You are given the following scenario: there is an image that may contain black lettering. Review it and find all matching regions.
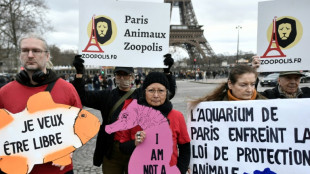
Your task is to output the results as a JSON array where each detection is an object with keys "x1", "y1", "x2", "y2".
[
  {"x1": 124, "y1": 42, "x2": 130, "y2": 50},
  {"x1": 56, "y1": 114, "x2": 64, "y2": 126},
  {"x1": 262, "y1": 107, "x2": 269, "y2": 122},
  {"x1": 143, "y1": 164, "x2": 158, "y2": 174},
  {"x1": 161, "y1": 165, "x2": 166, "y2": 174},
  {"x1": 151, "y1": 149, "x2": 163, "y2": 160},
  {"x1": 295, "y1": 128, "x2": 310, "y2": 143},
  {"x1": 156, "y1": 133, "x2": 158, "y2": 144},
  {"x1": 125, "y1": 15, "x2": 131, "y2": 23},
  {"x1": 21, "y1": 119, "x2": 34, "y2": 133}
]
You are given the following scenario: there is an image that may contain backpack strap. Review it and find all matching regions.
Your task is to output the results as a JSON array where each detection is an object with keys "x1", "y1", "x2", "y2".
[
  {"x1": 45, "y1": 80, "x2": 57, "y2": 92},
  {"x1": 108, "y1": 89, "x2": 135, "y2": 121}
]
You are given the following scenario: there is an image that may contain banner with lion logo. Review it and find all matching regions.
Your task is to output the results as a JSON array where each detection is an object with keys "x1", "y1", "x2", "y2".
[
  {"x1": 257, "y1": 0, "x2": 310, "y2": 72},
  {"x1": 79, "y1": 0, "x2": 170, "y2": 68}
]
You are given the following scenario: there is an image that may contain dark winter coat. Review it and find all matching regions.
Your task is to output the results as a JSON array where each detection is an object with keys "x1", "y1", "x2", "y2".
[{"x1": 260, "y1": 85, "x2": 310, "y2": 99}]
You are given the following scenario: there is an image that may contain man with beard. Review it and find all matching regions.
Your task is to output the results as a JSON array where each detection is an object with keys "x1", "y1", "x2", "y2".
[
  {"x1": 72, "y1": 54, "x2": 176, "y2": 174},
  {"x1": 0, "y1": 33, "x2": 82, "y2": 174}
]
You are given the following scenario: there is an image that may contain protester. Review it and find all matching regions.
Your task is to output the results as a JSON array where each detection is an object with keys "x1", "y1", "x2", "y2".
[
  {"x1": 72, "y1": 53, "x2": 176, "y2": 174},
  {"x1": 134, "y1": 75, "x2": 141, "y2": 88},
  {"x1": 107, "y1": 75, "x2": 113, "y2": 90},
  {"x1": 252, "y1": 56, "x2": 310, "y2": 98},
  {"x1": 0, "y1": 33, "x2": 82, "y2": 174},
  {"x1": 118, "y1": 71, "x2": 191, "y2": 174},
  {"x1": 93, "y1": 73, "x2": 100, "y2": 91},
  {"x1": 85, "y1": 74, "x2": 93, "y2": 91},
  {"x1": 189, "y1": 64, "x2": 266, "y2": 109}
]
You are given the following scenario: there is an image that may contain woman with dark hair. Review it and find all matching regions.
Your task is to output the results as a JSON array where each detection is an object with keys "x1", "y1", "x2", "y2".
[{"x1": 189, "y1": 64, "x2": 266, "y2": 108}]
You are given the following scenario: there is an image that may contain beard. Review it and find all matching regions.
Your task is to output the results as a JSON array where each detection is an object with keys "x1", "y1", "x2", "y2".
[
  {"x1": 21, "y1": 60, "x2": 42, "y2": 72},
  {"x1": 25, "y1": 66, "x2": 40, "y2": 72}
]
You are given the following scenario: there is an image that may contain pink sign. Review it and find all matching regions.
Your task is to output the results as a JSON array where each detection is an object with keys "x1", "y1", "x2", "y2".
[{"x1": 105, "y1": 99, "x2": 180, "y2": 174}]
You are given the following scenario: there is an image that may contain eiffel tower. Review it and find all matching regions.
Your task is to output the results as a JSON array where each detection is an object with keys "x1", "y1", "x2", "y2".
[{"x1": 165, "y1": 0, "x2": 215, "y2": 63}]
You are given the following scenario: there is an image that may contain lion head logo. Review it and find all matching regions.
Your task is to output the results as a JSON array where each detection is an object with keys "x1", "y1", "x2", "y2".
[
  {"x1": 85, "y1": 15, "x2": 117, "y2": 47},
  {"x1": 265, "y1": 16, "x2": 303, "y2": 50},
  {"x1": 95, "y1": 17, "x2": 113, "y2": 45},
  {"x1": 276, "y1": 17, "x2": 297, "y2": 48}
]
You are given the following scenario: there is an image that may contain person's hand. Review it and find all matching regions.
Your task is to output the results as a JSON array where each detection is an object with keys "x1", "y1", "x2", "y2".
[
  {"x1": 135, "y1": 131, "x2": 146, "y2": 146},
  {"x1": 252, "y1": 56, "x2": 261, "y2": 69},
  {"x1": 73, "y1": 55, "x2": 85, "y2": 74},
  {"x1": 163, "y1": 53, "x2": 174, "y2": 74}
]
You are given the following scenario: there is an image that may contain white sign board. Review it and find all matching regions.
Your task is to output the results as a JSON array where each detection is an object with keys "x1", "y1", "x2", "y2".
[
  {"x1": 257, "y1": 0, "x2": 310, "y2": 72},
  {"x1": 0, "y1": 92, "x2": 100, "y2": 174},
  {"x1": 79, "y1": 0, "x2": 170, "y2": 68},
  {"x1": 188, "y1": 99, "x2": 310, "y2": 174}
]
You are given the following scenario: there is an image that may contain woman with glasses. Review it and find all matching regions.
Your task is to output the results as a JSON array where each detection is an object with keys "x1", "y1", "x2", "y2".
[
  {"x1": 118, "y1": 72, "x2": 191, "y2": 174},
  {"x1": 72, "y1": 54, "x2": 176, "y2": 174}
]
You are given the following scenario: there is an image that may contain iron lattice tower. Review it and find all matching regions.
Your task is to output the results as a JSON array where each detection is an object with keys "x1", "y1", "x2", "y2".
[{"x1": 165, "y1": 0, "x2": 215, "y2": 63}]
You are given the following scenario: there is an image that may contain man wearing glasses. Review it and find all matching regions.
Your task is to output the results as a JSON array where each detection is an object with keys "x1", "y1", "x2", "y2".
[
  {"x1": 0, "y1": 33, "x2": 82, "y2": 174},
  {"x1": 113, "y1": 67, "x2": 135, "y2": 91},
  {"x1": 72, "y1": 54, "x2": 175, "y2": 174}
]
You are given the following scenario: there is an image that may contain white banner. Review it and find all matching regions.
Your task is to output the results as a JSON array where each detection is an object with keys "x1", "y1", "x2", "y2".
[
  {"x1": 0, "y1": 92, "x2": 100, "y2": 173},
  {"x1": 79, "y1": 0, "x2": 170, "y2": 68},
  {"x1": 257, "y1": 0, "x2": 310, "y2": 72},
  {"x1": 188, "y1": 99, "x2": 310, "y2": 174}
]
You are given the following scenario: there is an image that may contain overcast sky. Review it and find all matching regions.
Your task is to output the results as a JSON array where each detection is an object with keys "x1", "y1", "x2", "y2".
[{"x1": 46, "y1": 0, "x2": 263, "y2": 57}]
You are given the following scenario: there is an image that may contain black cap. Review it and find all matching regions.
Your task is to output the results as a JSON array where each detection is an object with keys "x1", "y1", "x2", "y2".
[
  {"x1": 113, "y1": 67, "x2": 134, "y2": 74},
  {"x1": 142, "y1": 72, "x2": 170, "y2": 90}
]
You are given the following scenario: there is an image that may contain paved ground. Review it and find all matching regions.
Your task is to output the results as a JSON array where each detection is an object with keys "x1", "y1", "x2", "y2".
[
  {"x1": 72, "y1": 111, "x2": 103, "y2": 173},
  {"x1": 72, "y1": 79, "x2": 310, "y2": 173}
]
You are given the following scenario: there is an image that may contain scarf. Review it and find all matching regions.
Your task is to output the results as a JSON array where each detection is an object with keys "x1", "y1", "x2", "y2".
[
  {"x1": 16, "y1": 69, "x2": 59, "y2": 87},
  {"x1": 138, "y1": 96, "x2": 173, "y2": 118}
]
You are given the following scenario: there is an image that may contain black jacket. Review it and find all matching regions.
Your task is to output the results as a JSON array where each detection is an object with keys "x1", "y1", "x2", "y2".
[
  {"x1": 260, "y1": 85, "x2": 310, "y2": 99},
  {"x1": 72, "y1": 74, "x2": 176, "y2": 166}
]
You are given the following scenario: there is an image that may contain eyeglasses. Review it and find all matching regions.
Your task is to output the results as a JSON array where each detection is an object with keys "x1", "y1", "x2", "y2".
[
  {"x1": 115, "y1": 73, "x2": 132, "y2": 80},
  {"x1": 146, "y1": 89, "x2": 167, "y2": 95},
  {"x1": 20, "y1": 49, "x2": 48, "y2": 56}
]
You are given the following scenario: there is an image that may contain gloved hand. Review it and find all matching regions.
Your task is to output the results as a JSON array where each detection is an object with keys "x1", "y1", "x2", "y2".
[
  {"x1": 73, "y1": 55, "x2": 85, "y2": 74},
  {"x1": 163, "y1": 53, "x2": 174, "y2": 73}
]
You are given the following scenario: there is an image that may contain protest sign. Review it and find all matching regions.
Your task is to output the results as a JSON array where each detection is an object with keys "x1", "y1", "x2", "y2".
[
  {"x1": 257, "y1": 0, "x2": 310, "y2": 72},
  {"x1": 79, "y1": 0, "x2": 170, "y2": 68},
  {"x1": 188, "y1": 98, "x2": 310, "y2": 174},
  {"x1": 0, "y1": 92, "x2": 100, "y2": 174},
  {"x1": 106, "y1": 99, "x2": 180, "y2": 174}
]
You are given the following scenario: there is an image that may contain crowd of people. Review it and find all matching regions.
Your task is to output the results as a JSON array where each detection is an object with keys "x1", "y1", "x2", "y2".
[
  {"x1": 58, "y1": 72, "x2": 144, "y2": 92},
  {"x1": 0, "y1": 32, "x2": 309, "y2": 174},
  {"x1": 175, "y1": 68, "x2": 229, "y2": 80}
]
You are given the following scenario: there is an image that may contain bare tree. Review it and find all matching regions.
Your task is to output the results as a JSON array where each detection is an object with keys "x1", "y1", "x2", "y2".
[{"x1": 0, "y1": 0, "x2": 52, "y2": 73}]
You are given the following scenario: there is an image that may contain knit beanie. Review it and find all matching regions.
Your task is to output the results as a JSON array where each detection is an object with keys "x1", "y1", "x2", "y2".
[{"x1": 142, "y1": 72, "x2": 170, "y2": 90}]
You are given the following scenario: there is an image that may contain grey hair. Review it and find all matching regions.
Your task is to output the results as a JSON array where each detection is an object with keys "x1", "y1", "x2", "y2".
[{"x1": 18, "y1": 33, "x2": 49, "y2": 51}]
